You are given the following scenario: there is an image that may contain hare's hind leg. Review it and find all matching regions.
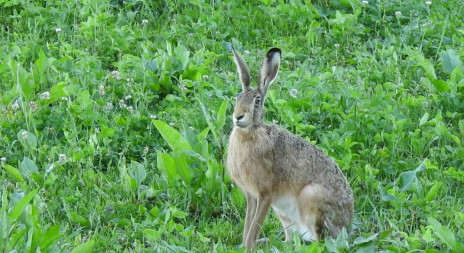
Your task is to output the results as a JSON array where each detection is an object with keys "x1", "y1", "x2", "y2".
[{"x1": 298, "y1": 184, "x2": 327, "y2": 241}]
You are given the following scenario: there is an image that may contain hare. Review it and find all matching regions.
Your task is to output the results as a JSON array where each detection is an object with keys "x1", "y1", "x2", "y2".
[{"x1": 227, "y1": 47, "x2": 354, "y2": 250}]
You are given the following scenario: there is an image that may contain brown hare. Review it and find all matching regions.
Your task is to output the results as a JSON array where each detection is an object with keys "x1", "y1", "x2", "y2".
[{"x1": 227, "y1": 47, "x2": 354, "y2": 250}]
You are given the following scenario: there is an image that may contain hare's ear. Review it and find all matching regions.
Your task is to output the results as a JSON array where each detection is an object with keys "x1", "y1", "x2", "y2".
[
  {"x1": 258, "y1": 48, "x2": 281, "y2": 96},
  {"x1": 232, "y1": 48, "x2": 251, "y2": 90}
]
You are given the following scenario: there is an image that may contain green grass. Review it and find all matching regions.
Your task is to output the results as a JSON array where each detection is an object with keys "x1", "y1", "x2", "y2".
[{"x1": 1, "y1": 0, "x2": 464, "y2": 252}]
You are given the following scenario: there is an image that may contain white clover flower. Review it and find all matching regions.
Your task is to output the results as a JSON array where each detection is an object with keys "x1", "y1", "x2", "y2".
[
  {"x1": 104, "y1": 102, "x2": 114, "y2": 110},
  {"x1": 289, "y1": 88, "x2": 298, "y2": 98},
  {"x1": 1, "y1": 157, "x2": 6, "y2": 165},
  {"x1": 22, "y1": 130, "x2": 28, "y2": 140},
  {"x1": 29, "y1": 101, "x2": 37, "y2": 112},
  {"x1": 41, "y1": 91, "x2": 50, "y2": 100},
  {"x1": 142, "y1": 19, "x2": 148, "y2": 25},
  {"x1": 119, "y1": 99, "x2": 127, "y2": 109},
  {"x1": 126, "y1": 78, "x2": 134, "y2": 85},
  {"x1": 55, "y1": 27, "x2": 62, "y2": 33},
  {"x1": 395, "y1": 11, "x2": 402, "y2": 17},
  {"x1": 189, "y1": 126, "x2": 194, "y2": 131},
  {"x1": 98, "y1": 85, "x2": 105, "y2": 95},
  {"x1": 110, "y1": 70, "x2": 121, "y2": 80},
  {"x1": 362, "y1": 0, "x2": 368, "y2": 5},
  {"x1": 61, "y1": 97, "x2": 68, "y2": 101},
  {"x1": 169, "y1": 122, "x2": 175, "y2": 126},
  {"x1": 272, "y1": 119, "x2": 279, "y2": 124},
  {"x1": 150, "y1": 114, "x2": 157, "y2": 119},
  {"x1": 425, "y1": 1, "x2": 431, "y2": 5},
  {"x1": 59, "y1": 154, "x2": 67, "y2": 164},
  {"x1": 124, "y1": 95, "x2": 132, "y2": 100},
  {"x1": 95, "y1": 127, "x2": 100, "y2": 134},
  {"x1": 126, "y1": 106, "x2": 134, "y2": 113},
  {"x1": 244, "y1": 50, "x2": 250, "y2": 55},
  {"x1": 334, "y1": 43, "x2": 340, "y2": 48},
  {"x1": 11, "y1": 101, "x2": 19, "y2": 111},
  {"x1": 202, "y1": 75, "x2": 209, "y2": 80}
]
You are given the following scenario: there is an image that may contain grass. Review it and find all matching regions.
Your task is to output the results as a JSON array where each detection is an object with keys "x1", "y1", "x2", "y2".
[{"x1": 1, "y1": 0, "x2": 464, "y2": 252}]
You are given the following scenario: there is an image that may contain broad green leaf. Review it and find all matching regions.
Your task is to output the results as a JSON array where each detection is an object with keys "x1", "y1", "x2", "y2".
[
  {"x1": 428, "y1": 217, "x2": 456, "y2": 250},
  {"x1": 333, "y1": 228, "x2": 349, "y2": 251},
  {"x1": 399, "y1": 160, "x2": 426, "y2": 192},
  {"x1": 412, "y1": 52, "x2": 436, "y2": 79},
  {"x1": 216, "y1": 98, "x2": 228, "y2": 133},
  {"x1": 17, "y1": 130, "x2": 37, "y2": 148},
  {"x1": 355, "y1": 244, "x2": 378, "y2": 253},
  {"x1": 304, "y1": 242, "x2": 323, "y2": 253},
  {"x1": 431, "y1": 79, "x2": 450, "y2": 92},
  {"x1": 419, "y1": 112, "x2": 429, "y2": 127},
  {"x1": 353, "y1": 233, "x2": 378, "y2": 246},
  {"x1": 197, "y1": 127, "x2": 210, "y2": 143},
  {"x1": 230, "y1": 188, "x2": 245, "y2": 208},
  {"x1": 9, "y1": 189, "x2": 38, "y2": 222},
  {"x1": 35, "y1": 50, "x2": 47, "y2": 71},
  {"x1": 175, "y1": 154, "x2": 194, "y2": 184},
  {"x1": 157, "y1": 152, "x2": 178, "y2": 183},
  {"x1": 324, "y1": 237, "x2": 337, "y2": 253},
  {"x1": 450, "y1": 66, "x2": 463, "y2": 85},
  {"x1": 182, "y1": 150, "x2": 207, "y2": 162},
  {"x1": 426, "y1": 182, "x2": 443, "y2": 202},
  {"x1": 67, "y1": 211, "x2": 90, "y2": 227},
  {"x1": 20, "y1": 157, "x2": 39, "y2": 176},
  {"x1": 127, "y1": 161, "x2": 146, "y2": 185},
  {"x1": 143, "y1": 229, "x2": 160, "y2": 241},
  {"x1": 197, "y1": 127, "x2": 211, "y2": 159},
  {"x1": 449, "y1": 134, "x2": 461, "y2": 145},
  {"x1": 76, "y1": 90, "x2": 92, "y2": 111},
  {"x1": 378, "y1": 185, "x2": 397, "y2": 202},
  {"x1": 259, "y1": 0, "x2": 275, "y2": 5},
  {"x1": 399, "y1": 170, "x2": 417, "y2": 191},
  {"x1": 17, "y1": 67, "x2": 35, "y2": 100},
  {"x1": 0, "y1": 187, "x2": 9, "y2": 252},
  {"x1": 3, "y1": 164, "x2": 25, "y2": 185},
  {"x1": 441, "y1": 49, "x2": 462, "y2": 74},
  {"x1": 70, "y1": 240, "x2": 94, "y2": 253},
  {"x1": 50, "y1": 82, "x2": 67, "y2": 102},
  {"x1": 8, "y1": 227, "x2": 27, "y2": 250},
  {"x1": 174, "y1": 44, "x2": 190, "y2": 70},
  {"x1": 153, "y1": 120, "x2": 192, "y2": 151},
  {"x1": 40, "y1": 224, "x2": 62, "y2": 250},
  {"x1": 172, "y1": 209, "x2": 188, "y2": 219},
  {"x1": 444, "y1": 167, "x2": 464, "y2": 183},
  {"x1": 198, "y1": 97, "x2": 217, "y2": 141}
]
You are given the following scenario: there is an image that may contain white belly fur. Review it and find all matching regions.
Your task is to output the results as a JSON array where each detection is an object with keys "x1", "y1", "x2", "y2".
[{"x1": 272, "y1": 195, "x2": 313, "y2": 241}]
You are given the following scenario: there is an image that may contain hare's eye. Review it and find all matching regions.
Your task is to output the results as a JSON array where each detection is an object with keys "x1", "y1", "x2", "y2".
[{"x1": 255, "y1": 97, "x2": 261, "y2": 106}]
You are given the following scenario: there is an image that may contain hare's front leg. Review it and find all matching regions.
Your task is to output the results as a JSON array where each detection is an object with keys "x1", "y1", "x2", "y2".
[
  {"x1": 243, "y1": 192, "x2": 257, "y2": 244},
  {"x1": 245, "y1": 194, "x2": 272, "y2": 249}
]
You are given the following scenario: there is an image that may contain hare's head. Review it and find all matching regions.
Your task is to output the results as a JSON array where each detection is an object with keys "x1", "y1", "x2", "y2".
[{"x1": 231, "y1": 48, "x2": 281, "y2": 129}]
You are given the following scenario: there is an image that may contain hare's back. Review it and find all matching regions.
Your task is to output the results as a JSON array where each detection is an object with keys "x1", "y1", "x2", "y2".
[{"x1": 266, "y1": 125, "x2": 347, "y2": 185}]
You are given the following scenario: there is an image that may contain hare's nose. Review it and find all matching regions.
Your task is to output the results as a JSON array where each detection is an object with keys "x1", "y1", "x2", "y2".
[{"x1": 235, "y1": 114, "x2": 244, "y2": 121}]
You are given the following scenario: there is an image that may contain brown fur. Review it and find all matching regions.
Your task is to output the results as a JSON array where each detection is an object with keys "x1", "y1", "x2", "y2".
[{"x1": 227, "y1": 48, "x2": 354, "y2": 250}]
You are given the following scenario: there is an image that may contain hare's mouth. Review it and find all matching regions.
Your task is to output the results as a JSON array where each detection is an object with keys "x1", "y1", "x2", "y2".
[{"x1": 233, "y1": 113, "x2": 252, "y2": 128}]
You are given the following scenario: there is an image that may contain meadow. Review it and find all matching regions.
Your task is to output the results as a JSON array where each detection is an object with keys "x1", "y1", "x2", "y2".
[{"x1": 1, "y1": 0, "x2": 463, "y2": 252}]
